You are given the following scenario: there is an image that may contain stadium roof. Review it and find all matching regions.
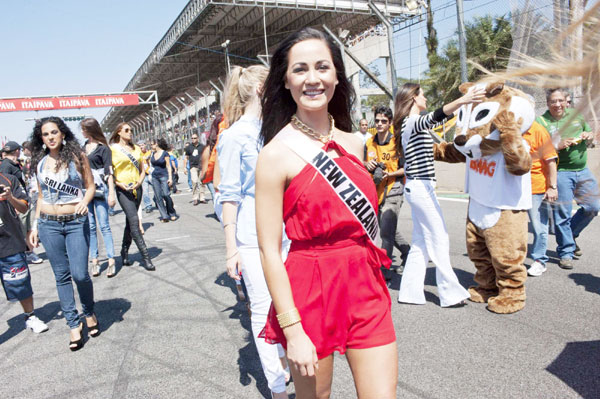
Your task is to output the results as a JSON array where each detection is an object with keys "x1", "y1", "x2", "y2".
[{"x1": 102, "y1": 0, "x2": 424, "y2": 131}]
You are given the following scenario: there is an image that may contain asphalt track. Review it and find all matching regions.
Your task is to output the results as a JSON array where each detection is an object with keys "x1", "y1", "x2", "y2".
[{"x1": 0, "y1": 185, "x2": 598, "y2": 398}]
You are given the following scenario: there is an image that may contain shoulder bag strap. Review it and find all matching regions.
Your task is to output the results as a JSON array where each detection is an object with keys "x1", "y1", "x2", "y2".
[{"x1": 276, "y1": 130, "x2": 380, "y2": 245}]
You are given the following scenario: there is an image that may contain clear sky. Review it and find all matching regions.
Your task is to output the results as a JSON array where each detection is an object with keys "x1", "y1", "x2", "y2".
[
  {"x1": 0, "y1": 0, "x2": 189, "y2": 143},
  {"x1": 0, "y1": 0, "x2": 547, "y2": 144}
]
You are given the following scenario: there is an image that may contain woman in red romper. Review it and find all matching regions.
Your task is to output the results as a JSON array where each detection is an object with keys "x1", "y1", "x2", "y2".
[{"x1": 256, "y1": 28, "x2": 397, "y2": 398}]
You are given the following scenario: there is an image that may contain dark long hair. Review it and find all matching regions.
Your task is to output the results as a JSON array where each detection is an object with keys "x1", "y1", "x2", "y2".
[
  {"x1": 80, "y1": 118, "x2": 109, "y2": 146},
  {"x1": 392, "y1": 83, "x2": 421, "y2": 155},
  {"x1": 30, "y1": 116, "x2": 84, "y2": 173},
  {"x1": 157, "y1": 138, "x2": 169, "y2": 151},
  {"x1": 260, "y1": 28, "x2": 355, "y2": 145}
]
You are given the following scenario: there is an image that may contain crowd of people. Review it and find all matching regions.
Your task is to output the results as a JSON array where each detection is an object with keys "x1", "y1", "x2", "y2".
[
  {"x1": 0, "y1": 113, "x2": 224, "y2": 351},
  {"x1": 1, "y1": 25, "x2": 598, "y2": 398}
]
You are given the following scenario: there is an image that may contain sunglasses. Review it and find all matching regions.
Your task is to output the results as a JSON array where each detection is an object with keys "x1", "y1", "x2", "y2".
[{"x1": 375, "y1": 119, "x2": 389, "y2": 124}]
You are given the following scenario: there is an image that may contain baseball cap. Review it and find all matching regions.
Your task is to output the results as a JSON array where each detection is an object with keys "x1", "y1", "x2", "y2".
[{"x1": 2, "y1": 141, "x2": 22, "y2": 153}]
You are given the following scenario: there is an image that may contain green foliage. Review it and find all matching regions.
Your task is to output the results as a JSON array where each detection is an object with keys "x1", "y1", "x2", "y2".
[
  {"x1": 424, "y1": 15, "x2": 513, "y2": 109},
  {"x1": 361, "y1": 94, "x2": 389, "y2": 110}
]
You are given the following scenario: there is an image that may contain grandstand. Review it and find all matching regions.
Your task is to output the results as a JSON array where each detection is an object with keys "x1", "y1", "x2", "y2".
[{"x1": 101, "y1": 0, "x2": 426, "y2": 142}]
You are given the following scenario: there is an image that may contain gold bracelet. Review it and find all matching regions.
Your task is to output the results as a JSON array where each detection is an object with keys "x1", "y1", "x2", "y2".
[{"x1": 276, "y1": 308, "x2": 301, "y2": 329}]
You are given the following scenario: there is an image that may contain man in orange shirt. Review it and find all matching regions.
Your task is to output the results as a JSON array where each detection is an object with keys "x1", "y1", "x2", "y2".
[{"x1": 523, "y1": 121, "x2": 558, "y2": 277}]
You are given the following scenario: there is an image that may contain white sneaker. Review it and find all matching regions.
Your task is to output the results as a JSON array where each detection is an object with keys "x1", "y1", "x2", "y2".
[
  {"x1": 25, "y1": 315, "x2": 49, "y2": 333},
  {"x1": 26, "y1": 252, "x2": 43, "y2": 264},
  {"x1": 527, "y1": 261, "x2": 547, "y2": 277}
]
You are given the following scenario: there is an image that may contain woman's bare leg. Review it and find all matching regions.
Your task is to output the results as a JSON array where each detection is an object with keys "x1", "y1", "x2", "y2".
[
  {"x1": 289, "y1": 354, "x2": 334, "y2": 399},
  {"x1": 345, "y1": 342, "x2": 398, "y2": 399}
]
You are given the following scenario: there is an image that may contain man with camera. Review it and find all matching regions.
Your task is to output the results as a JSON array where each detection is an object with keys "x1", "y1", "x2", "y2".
[
  {"x1": 1, "y1": 141, "x2": 43, "y2": 264},
  {"x1": 0, "y1": 170, "x2": 48, "y2": 333},
  {"x1": 365, "y1": 106, "x2": 410, "y2": 277}
]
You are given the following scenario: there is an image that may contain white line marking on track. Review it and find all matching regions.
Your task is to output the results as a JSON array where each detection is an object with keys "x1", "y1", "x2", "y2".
[{"x1": 155, "y1": 235, "x2": 190, "y2": 242}]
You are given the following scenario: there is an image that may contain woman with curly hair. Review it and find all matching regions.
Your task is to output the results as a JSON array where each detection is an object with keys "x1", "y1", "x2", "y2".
[
  {"x1": 80, "y1": 118, "x2": 117, "y2": 277},
  {"x1": 110, "y1": 122, "x2": 155, "y2": 271},
  {"x1": 28, "y1": 116, "x2": 98, "y2": 351}
]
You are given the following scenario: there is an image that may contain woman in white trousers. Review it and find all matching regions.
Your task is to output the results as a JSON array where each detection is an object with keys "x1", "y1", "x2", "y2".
[
  {"x1": 393, "y1": 82, "x2": 484, "y2": 307},
  {"x1": 217, "y1": 65, "x2": 289, "y2": 398}
]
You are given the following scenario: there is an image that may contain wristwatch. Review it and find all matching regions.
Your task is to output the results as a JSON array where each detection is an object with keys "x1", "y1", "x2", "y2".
[{"x1": 549, "y1": 184, "x2": 557, "y2": 190}]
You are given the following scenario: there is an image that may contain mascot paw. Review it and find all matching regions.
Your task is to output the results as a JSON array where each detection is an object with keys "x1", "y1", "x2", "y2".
[
  {"x1": 493, "y1": 110, "x2": 522, "y2": 135},
  {"x1": 468, "y1": 286, "x2": 498, "y2": 303},
  {"x1": 486, "y1": 288, "x2": 526, "y2": 314}
]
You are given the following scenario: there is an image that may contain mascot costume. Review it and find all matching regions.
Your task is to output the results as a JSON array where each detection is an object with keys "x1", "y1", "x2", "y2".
[{"x1": 434, "y1": 80, "x2": 533, "y2": 314}]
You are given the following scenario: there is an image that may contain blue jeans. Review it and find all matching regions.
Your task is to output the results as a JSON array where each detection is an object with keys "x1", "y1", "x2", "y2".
[
  {"x1": 38, "y1": 216, "x2": 94, "y2": 329},
  {"x1": 554, "y1": 167, "x2": 600, "y2": 259},
  {"x1": 88, "y1": 192, "x2": 115, "y2": 260},
  {"x1": 187, "y1": 164, "x2": 192, "y2": 189},
  {"x1": 528, "y1": 194, "x2": 550, "y2": 264},
  {"x1": 142, "y1": 175, "x2": 153, "y2": 210},
  {"x1": 152, "y1": 174, "x2": 176, "y2": 220},
  {"x1": 206, "y1": 182, "x2": 215, "y2": 203}
]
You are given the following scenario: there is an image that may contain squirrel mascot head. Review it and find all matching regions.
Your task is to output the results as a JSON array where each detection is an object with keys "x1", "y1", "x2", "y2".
[{"x1": 453, "y1": 80, "x2": 535, "y2": 159}]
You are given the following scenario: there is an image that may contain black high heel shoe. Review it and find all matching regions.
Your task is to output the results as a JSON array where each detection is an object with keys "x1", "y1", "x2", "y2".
[
  {"x1": 69, "y1": 322, "x2": 84, "y2": 352},
  {"x1": 86, "y1": 315, "x2": 100, "y2": 337}
]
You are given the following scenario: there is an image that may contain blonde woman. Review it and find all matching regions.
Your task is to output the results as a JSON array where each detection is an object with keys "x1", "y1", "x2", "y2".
[{"x1": 217, "y1": 65, "x2": 290, "y2": 399}]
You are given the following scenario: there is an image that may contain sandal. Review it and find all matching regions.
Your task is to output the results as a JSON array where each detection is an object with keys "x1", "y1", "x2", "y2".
[
  {"x1": 69, "y1": 322, "x2": 84, "y2": 351},
  {"x1": 91, "y1": 259, "x2": 100, "y2": 277},
  {"x1": 86, "y1": 315, "x2": 100, "y2": 338},
  {"x1": 107, "y1": 259, "x2": 116, "y2": 278},
  {"x1": 170, "y1": 215, "x2": 178, "y2": 221}
]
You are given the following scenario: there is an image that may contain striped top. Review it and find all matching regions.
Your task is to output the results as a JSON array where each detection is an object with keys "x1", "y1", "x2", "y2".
[{"x1": 401, "y1": 108, "x2": 448, "y2": 181}]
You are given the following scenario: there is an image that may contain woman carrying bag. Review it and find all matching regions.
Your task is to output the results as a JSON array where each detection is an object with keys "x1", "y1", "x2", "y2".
[{"x1": 80, "y1": 118, "x2": 117, "y2": 277}]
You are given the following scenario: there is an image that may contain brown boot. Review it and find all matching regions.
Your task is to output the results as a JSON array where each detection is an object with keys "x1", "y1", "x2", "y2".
[
  {"x1": 468, "y1": 286, "x2": 499, "y2": 303},
  {"x1": 487, "y1": 287, "x2": 526, "y2": 314}
]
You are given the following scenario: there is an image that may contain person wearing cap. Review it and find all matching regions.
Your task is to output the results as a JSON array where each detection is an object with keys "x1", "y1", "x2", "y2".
[
  {"x1": 0, "y1": 170, "x2": 49, "y2": 334},
  {"x1": 1, "y1": 141, "x2": 26, "y2": 190},
  {"x1": 1, "y1": 141, "x2": 43, "y2": 265}
]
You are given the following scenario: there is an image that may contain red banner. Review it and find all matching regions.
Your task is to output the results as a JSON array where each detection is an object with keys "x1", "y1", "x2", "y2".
[{"x1": 0, "y1": 94, "x2": 140, "y2": 112}]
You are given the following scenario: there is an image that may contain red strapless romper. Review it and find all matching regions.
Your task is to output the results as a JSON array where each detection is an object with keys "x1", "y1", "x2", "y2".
[{"x1": 261, "y1": 141, "x2": 396, "y2": 359}]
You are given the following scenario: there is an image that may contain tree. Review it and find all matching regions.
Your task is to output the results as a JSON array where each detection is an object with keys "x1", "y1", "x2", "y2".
[{"x1": 424, "y1": 15, "x2": 513, "y2": 109}]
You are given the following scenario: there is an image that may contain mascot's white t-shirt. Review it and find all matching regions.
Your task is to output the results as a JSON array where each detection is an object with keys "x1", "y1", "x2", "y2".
[{"x1": 465, "y1": 135, "x2": 532, "y2": 211}]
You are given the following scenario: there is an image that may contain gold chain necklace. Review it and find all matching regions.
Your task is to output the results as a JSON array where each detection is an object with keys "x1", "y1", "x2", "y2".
[{"x1": 291, "y1": 114, "x2": 335, "y2": 144}]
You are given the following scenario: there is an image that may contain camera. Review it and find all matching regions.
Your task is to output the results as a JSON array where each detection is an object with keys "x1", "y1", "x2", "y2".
[{"x1": 372, "y1": 162, "x2": 387, "y2": 185}]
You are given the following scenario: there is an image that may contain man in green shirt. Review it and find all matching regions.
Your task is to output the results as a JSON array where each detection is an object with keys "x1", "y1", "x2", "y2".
[{"x1": 536, "y1": 88, "x2": 600, "y2": 269}]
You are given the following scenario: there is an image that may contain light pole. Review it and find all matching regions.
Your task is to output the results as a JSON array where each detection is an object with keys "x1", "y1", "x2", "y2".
[
  {"x1": 456, "y1": 0, "x2": 468, "y2": 83},
  {"x1": 221, "y1": 39, "x2": 231, "y2": 75}
]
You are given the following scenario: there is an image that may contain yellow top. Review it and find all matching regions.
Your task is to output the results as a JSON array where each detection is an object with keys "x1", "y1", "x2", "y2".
[
  {"x1": 366, "y1": 132, "x2": 401, "y2": 205},
  {"x1": 111, "y1": 144, "x2": 143, "y2": 186}
]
